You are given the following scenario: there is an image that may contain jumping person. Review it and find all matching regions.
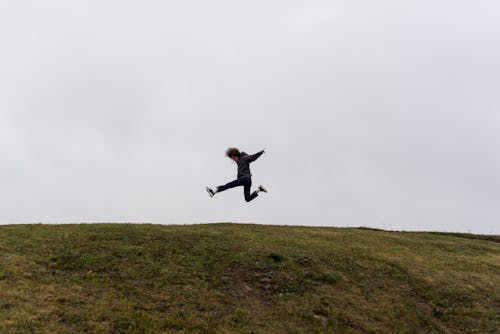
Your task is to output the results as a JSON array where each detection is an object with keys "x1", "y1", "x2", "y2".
[{"x1": 206, "y1": 147, "x2": 267, "y2": 202}]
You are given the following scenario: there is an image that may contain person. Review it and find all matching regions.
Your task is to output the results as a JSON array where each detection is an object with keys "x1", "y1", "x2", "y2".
[{"x1": 206, "y1": 147, "x2": 267, "y2": 202}]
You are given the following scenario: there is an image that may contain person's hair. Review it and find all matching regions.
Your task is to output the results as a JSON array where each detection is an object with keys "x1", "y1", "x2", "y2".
[{"x1": 225, "y1": 147, "x2": 241, "y2": 158}]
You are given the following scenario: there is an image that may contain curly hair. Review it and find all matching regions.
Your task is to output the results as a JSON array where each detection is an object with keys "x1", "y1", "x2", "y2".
[{"x1": 225, "y1": 147, "x2": 241, "y2": 158}]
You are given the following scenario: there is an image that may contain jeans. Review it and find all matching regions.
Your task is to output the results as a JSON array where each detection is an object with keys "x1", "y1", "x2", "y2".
[{"x1": 217, "y1": 176, "x2": 258, "y2": 202}]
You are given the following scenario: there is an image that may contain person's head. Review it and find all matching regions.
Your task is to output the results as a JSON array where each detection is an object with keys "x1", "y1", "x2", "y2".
[{"x1": 226, "y1": 147, "x2": 240, "y2": 161}]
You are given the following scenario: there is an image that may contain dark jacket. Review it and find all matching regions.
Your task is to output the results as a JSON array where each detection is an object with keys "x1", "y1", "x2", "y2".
[{"x1": 236, "y1": 151, "x2": 264, "y2": 178}]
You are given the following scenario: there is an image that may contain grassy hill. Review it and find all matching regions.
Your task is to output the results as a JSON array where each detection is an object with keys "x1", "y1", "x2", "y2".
[{"x1": 0, "y1": 223, "x2": 498, "y2": 333}]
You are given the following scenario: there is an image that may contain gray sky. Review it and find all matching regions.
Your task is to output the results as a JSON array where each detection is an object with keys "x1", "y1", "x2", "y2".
[{"x1": 1, "y1": 1, "x2": 499, "y2": 234}]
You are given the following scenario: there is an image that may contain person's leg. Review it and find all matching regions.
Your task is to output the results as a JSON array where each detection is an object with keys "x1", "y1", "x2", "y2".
[
  {"x1": 216, "y1": 177, "x2": 246, "y2": 193},
  {"x1": 243, "y1": 177, "x2": 259, "y2": 202}
]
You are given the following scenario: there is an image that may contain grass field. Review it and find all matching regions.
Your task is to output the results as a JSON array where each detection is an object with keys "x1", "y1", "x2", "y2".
[{"x1": 0, "y1": 223, "x2": 498, "y2": 333}]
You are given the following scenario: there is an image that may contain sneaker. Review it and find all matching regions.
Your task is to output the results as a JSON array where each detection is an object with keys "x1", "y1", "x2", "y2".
[
  {"x1": 258, "y1": 185, "x2": 267, "y2": 193},
  {"x1": 206, "y1": 187, "x2": 215, "y2": 197}
]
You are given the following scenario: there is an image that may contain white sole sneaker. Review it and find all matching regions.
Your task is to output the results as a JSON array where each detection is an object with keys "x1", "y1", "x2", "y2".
[
  {"x1": 259, "y1": 185, "x2": 267, "y2": 193},
  {"x1": 206, "y1": 187, "x2": 215, "y2": 197}
]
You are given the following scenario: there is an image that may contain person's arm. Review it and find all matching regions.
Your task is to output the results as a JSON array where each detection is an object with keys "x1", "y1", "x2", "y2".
[{"x1": 245, "y1": 149, "x2": 265, "y2": 163}]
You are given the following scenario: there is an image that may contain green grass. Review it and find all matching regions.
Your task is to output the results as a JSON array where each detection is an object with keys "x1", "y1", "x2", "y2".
[{"x1": 0, "y1": 223, "x2": 498, "y2": 333}]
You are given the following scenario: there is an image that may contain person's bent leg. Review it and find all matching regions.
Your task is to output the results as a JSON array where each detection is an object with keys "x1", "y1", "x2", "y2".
[{"x1": 243, "y1": 177, "x2": 259, "y2": 202}]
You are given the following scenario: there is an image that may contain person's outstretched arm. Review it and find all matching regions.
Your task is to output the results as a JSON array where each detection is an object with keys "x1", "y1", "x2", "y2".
[{"x1": 245, "y1": 149, "x2": 265, "y2": 163}]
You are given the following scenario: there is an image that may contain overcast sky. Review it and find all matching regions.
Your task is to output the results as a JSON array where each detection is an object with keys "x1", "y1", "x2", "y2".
[{"x1": 1, "y1": 1, "x2": 499, "y2": 234}]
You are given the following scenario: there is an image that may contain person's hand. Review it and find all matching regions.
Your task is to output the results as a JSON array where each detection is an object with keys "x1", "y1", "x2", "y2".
[{"x1": 262, "y1": 148, "x2": 266, "y2": 154}]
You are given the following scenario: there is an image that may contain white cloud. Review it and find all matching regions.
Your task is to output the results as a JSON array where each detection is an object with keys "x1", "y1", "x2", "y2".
[{"x1": 0, "y1": 1, "x2": 499, "y2": 233}]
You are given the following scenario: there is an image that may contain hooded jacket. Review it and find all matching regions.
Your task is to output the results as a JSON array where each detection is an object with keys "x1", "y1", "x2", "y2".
[{"x1": 236, "y1": 151, "x2": 264, "y2": 178}]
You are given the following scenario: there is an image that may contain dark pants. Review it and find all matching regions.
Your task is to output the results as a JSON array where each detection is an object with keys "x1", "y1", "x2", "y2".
[{"x1": 217, "y1": 176, "x2": 258, "y2": 202}]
